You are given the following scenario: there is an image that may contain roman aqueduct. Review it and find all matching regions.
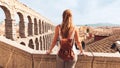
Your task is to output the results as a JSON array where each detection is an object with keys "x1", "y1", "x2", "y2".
[{"x1": 0, "y1": 0, "x2": 55, "y2": 51}]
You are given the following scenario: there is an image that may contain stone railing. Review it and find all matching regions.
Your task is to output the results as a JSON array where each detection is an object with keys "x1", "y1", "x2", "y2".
[{"x1": 0, "y1": 37, "x2": 120, "y2": 68}]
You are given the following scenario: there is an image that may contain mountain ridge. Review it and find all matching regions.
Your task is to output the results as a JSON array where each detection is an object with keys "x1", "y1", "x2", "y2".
[{"x1": 76, "y1": 23, "x2": 120, "y2": 27}]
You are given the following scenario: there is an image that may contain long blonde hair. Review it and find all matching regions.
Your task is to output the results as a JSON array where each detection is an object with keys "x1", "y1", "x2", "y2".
[{"x1": 61, "y1": 9, "x2": 74, "y2": 38}]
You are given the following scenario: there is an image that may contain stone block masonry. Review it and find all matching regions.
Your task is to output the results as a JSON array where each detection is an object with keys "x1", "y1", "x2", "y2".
[{"x1": 0, "y1": 40, "x2": 120, "y2": 68}]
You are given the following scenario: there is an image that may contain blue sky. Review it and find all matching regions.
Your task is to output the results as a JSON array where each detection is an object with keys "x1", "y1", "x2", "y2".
[{"x1": 1, "y1": 0, "x2": 120, "y2": 25}]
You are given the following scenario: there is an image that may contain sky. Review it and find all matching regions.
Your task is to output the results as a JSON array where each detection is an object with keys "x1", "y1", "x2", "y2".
[{"x1": 1, "y1": 0, "x2": 120, "y2": 25}]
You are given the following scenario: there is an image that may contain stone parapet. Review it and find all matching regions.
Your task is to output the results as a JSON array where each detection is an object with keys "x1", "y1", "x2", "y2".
[
  {"x1": 0, "y1": 40, "x2": 120, "y2": 68},
  {"x1": 0, "y1": 40, "x2": 32, "y2": 68},
  {"x1": 33, "y1": 54, "x2": 56, "y2": 68}
]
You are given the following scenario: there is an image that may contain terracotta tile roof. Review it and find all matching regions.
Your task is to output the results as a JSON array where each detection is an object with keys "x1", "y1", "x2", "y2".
[{"x1": 85, "y1": 34, "x2": 120, "y2": 53}]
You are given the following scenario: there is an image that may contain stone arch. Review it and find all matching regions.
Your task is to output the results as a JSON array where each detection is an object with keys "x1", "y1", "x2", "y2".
[
  {"x1": 46, "y1": 35, "x2": 49, "y2": 49},
  {"x1": 46, "y1": 23, "x2": 48, "y2": 32},
  {"x1": 48, "y1": 24, "x2": 49, "y2": 31},
  {"x1": 51, "y1": 33, "x2": 54, "y2": 41},
  {"x1": 20, "y1": 42, "x2": 26, "y2": 46},
  {"x1": 49, "y1": 34, "x2": 52, "y2": 44},
  {"x1": 44, "y1": 35, "x2": 47, "y2": 50},
  {"x1": 48, "y1": 34, "x2": 52, "y2": 48},
  {"x1": 86, "y1": 28, "x2": 90, "y2": 33},
  {"x1": 44, "y1": 22, "x2": 46, "y2": 33},
  {"x1": 45, "y1": 35, "x2": 49, "y2": 50},
  {"x1": 39, "y1": 36, "x2": 42, "y2": 50},
  {"x1": 49, "y1": 35, "x2": 51, "y2": 48},
  {"x1": 27, "y1": 16, "x2": 33, "y2": 36},
  {"x1": 49, "y1": 24, "x2": 51, "y2": 31},
  {"x1": 34, "y1": 18, "x2": 38, "y2": 35},
  {"x1": 42, "y1": 21, "x2": 44, "y2": 33},
  {"x1": 39, "y1": 20, "x2": 42, "y2": 34},
  {"x1": 52, "y1": 25, "x2": 55, "y2": 31},
  {"x1": 17, "y1": 12, "x2": 25, "y2": 38},
  {"x1": 35, "y1": 38, "x2": 39, "y2": 50},
  {"x1": 0, "y1": 6, "x2": 13, "y2": 39},
  {"x1": 50, "y1": 25, "x2": 52, "y2": 30},
  {"x1": 28, "y1": 39, "x2": 34, "y2": 49},
  {"x1": 43, "y1": 36, "x2": 45, "y2": 50}
]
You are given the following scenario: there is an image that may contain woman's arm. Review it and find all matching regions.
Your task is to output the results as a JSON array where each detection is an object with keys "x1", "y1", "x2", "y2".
[
  {"x1": 74, "y1": 27, "x2": 83, "y2": 54},
  {"x1": 46, "y1": 25, "x2": 59, "y2": 54}
]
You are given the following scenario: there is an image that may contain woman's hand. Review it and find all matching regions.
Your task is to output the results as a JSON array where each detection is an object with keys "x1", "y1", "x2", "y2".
[
  {"x1": 79, "y1": 52, "x2": 87, "y2": 56},
  {"x1": 79, "y1": 52, "x2": 84, "y2": 56},
  {"x1": 46, "y1": 50, "x2": 52, "y2": 55}
]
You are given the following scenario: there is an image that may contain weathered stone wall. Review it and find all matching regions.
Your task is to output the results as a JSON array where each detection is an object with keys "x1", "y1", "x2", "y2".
[
  {"x1": 76, "y1": 55, "x2": 120, "y2": 68},
  {"x1": 0, "y1": 41, "x2": 120, "y2": 68},
  {"x1": 0, "y1": 41, "x2": 32, "y2": 68},
  {"x1": 33, "y1": 54, "x2": 56, "y2": 68},
  {"x1": 33, "y1": 54, "x2": 120, "y2": 68}
]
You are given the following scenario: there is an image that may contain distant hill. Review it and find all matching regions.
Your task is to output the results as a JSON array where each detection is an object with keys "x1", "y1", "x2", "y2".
[
  {"x1": 77, "y1": 23, "x2": 120, "y2": 27},
  {"x1": 0, "y1": 21, "x2": 4, "y2": 24}
]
